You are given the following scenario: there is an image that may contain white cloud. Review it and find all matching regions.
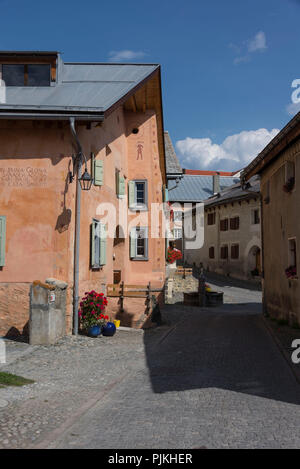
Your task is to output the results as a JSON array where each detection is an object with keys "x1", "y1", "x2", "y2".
[
  {"x1": 286, "y1": 102, "x2": 300, "y2": 116},
  {"x1": 176, "y1": 128, "x2": 280, "y2": 171},
  {"x1": 108, "y1": 50, "x2": 146, "y2": 62},
  {"x1": 248, "y1": 31, "x2": 267, "y2": 52},
  {"x1": 232, "y1": 31, "x2": 267, "y2": 64}
]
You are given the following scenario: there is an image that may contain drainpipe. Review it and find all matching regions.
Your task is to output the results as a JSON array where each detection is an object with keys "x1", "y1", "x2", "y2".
[{"x1": 70, "y1": 117, "x2": 83, "y2": 335}]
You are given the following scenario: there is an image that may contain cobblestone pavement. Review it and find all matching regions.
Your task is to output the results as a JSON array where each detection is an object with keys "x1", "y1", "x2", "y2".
[{"x1": 0, "y1": 279, "x2": 300, "y2": 449}]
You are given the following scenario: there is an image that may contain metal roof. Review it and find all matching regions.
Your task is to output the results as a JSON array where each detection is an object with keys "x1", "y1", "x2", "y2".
[
  {"x1": 0, "y1": 56, "x2": 159, "y2": 117},
  {"x1": 205, "y1": 176, "x2": 260, "y2": 207},
  {"x1": 164, "y1": 131, "x2": 182, "y2": 176},
  {"x1": 168, "y1": 174, "x2": 240, "y2": 202}
]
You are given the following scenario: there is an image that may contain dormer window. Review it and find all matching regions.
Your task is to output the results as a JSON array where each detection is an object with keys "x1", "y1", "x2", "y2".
[{"x1": 2, "y1": 64, "x2": 51, "y2": 86}]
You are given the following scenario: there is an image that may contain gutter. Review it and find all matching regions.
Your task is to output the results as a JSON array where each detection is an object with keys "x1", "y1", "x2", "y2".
[
  {"x1": 0, "y1": 111, "x2": 104, "y2": 121},
  {"x1": 69, "y1": 117, "x2": 85, "y2": 336}
]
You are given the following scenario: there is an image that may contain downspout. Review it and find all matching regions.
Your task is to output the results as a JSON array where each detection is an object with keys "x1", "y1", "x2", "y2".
[{"x1": 70, "y1": 117, "x2": 83, "y2": 335}]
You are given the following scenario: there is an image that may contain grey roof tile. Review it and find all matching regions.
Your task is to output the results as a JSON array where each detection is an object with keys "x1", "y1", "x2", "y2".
[
  {"x1": 168, "y1": 174, "x2": 240, "y2": 202},
  {"x1": 0, "y1": 58, "x2": 159, "y2": 114},
  {"x1": 164, "y1": 131, "x2": 182, "y2": 175}
]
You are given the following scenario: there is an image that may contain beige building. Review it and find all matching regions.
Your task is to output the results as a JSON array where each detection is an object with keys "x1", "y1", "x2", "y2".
[
  {"x1": 242, "y1": 112, "x2": 300, "y2": 326},
  {"x1": 185, "y1": 176, "x2": 261, "y2": 281}
]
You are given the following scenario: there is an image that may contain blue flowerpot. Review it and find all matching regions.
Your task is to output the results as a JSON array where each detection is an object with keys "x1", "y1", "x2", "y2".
[
  {"x1": 102, "y1": 322, "x2": 116, "y2": 337},
  {"x1": 88, "y1": 325, "x2": 102, "y2": 337}
]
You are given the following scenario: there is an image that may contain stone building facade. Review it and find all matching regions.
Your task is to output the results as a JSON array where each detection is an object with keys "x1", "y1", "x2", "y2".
[
  {"x1": 184, "y1": 177, "x2": 261, "y2": 281},
  {"x1": 242, "y1": 112, "x2": 300, "y2": 326}
]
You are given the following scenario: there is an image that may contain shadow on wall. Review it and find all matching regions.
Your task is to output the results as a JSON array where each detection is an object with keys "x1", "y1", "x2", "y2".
[
  {"x1": 4, "y1": 323, "x2": 29, "y2": 343},
  {"x1": 142, "y1": 302, "x2": 300, "y2": 406}
]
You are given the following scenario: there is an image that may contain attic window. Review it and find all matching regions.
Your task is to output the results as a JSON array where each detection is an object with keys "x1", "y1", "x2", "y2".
[{"x1": 2, "y1": 64, "x2": 51, "y2": 86}]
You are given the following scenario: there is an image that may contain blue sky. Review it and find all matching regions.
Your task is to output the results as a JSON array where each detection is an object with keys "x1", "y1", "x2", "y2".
[{"x1": 2, "y1": 0, "x2": 300, "y2": 170}]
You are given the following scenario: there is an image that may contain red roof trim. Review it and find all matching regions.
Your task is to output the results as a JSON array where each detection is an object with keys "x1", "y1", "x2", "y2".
[{"x1": 183, "y1": 169, "x2": 238, "y2": 176}]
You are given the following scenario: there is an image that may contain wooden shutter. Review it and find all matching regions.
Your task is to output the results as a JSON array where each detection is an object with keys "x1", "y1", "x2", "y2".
[
  {"x1": 0, "y1": 216, "x2": 6, "y2": 267},
  {"x1": 118, "y1": 175, "x2": 125, "y2": 197},
  {"x1": 130, "y1": 228, "x2": 136, "y2": 258},
  {"x1": 94, "y1": 159, "x2": 103, "y2": 186},
  {"x1": 91, "y1": 219, "x2": 100, "y2": 268},
  {"x1": 231, "y1": 244, "x2": 239, "y2": 259},
  {"x1": 99, "y1": 223, "x2": 106, "y2": 265},
  {"x1": 128, "y1": 181, "x2": 135, "y2": 208},
  {"x1": 209, "y1": 246, "x2": 215, "y2": 259}
]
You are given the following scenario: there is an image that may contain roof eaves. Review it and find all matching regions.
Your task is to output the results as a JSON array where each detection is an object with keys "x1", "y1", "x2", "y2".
[{"x1": 242, "y1": 111, "x2": 300, "y2": 181}]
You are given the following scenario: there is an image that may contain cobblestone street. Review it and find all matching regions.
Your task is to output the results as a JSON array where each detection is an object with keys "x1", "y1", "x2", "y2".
[{"x1": 1, "y1": 277, "x2": 300, "y2": 449}]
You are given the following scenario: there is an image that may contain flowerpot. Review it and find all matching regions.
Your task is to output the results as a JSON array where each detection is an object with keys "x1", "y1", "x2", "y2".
[
  {"x1": 102, "y1": 322, "x2": 116, "y2": 337},
  {"x1": 88, "y1": 325, "x2": 102, "y2": 337}
]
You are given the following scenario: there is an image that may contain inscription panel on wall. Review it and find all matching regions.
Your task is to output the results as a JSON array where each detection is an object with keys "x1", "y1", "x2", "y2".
[{"x1": 0, "y1": 167, "x2": 48, "y2": 187}]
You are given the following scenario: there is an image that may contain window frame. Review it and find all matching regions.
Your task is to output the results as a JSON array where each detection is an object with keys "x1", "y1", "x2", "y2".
[
  {"x1": 173, "y1": 228, "x2": 183, "y2": 239},
  {"x1": 209, "y1": 246, "x2": 215, "y2": 259},
  {"x1": 220, "y1": 218, "x2": 229, "y2": 231},
  {"x1": 2, "y1": 63, "x2": 51, "y2": 87},
  {"x1": 207, "y1": 212, "x2": 216, "y2": 226},
  {"x1": 131, "y1": 226, "x2": 149, "y2": 261},
  {"x1": 231, "y1": 243, "x2": 239, "y2": 260},
  {"x1": 230, "y1": 216, "x2": 240, "y2": 230},
  {"x1": 251, "y1": 208, "x2": 260, "y2": 225},
  {"x1": 129, "y1": 180, "x2": 148, "y2": 211},
  {"x1": 288, "y1": 237, "x2": 297, "y2": 271},
  {"x1": 220, "y1": 245, "x2": 228, "y2": 260}
]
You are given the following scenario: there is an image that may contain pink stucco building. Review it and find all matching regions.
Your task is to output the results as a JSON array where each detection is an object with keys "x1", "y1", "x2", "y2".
[{"x1": 0, "y1": 51, "x2": 167, "y2": 336}]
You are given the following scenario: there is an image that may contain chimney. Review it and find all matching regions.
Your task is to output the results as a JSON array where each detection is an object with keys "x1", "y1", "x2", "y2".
[{"x1": 213, "y1": 172, "x2": 220, "y2": 194}]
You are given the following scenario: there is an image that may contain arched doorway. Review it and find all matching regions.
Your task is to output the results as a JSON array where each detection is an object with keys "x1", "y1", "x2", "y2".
[{"x1": 247, "y1": 245, "x2": 261, "y2": 276}]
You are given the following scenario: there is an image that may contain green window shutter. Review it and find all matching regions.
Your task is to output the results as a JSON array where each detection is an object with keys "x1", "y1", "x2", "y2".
[
  {"x1": 100, "y1": 223, "x2": 107, "y2": 265},
  {"x1": 130, "y1": 228, "x2": 136, "y2": 258},
  {"x1": 91, "y1": 219, "x2": 101, "y2": 268},
  {"x1": 128, "y1": 181, "x2": 135, "y2": 208},
  {"x1": 164, "y1": 187, "x2": 169, "y2": 202},
  {"x1": 0, "y1": 216, "x2": 6, "y2": 267},
  {"x1": 116, "y1": 172, "x2": 125, "y2": 197},
  {"x1": 119, "y1": 176, "x2": 125, "y2": 197},
  {"x1": 94, "y1": 159, "x2": 103, "y2": 186}
]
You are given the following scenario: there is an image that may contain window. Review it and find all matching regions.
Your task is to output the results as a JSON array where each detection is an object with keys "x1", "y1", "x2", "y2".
[
  {"x1": 207, "y1": 212, "x2": 216, "y2": 225},
  {"x1": 2, "y1": 64, "x2": 51, "y2": 86},
  {"x1": 130, "y1": 227, "x2": 148, "y2": 260},
  {"x1": 173, "y1": 211, "x2": 182, "y2": 222},
  {"x1": 209, "y1": 246, "x2": 215, "y2": 259},
  {"x1": 128, "y1": 180, "x2": 148, "y2": 210},
  {"x1": 230, "y1": 217, "x2": 239, "y2": 230},
  {"x1": 251, "y1": 209, "x2": 260, "y2": 225},
  {"x1": 231, "y1": 244, "x2": 239, "y2": 259},
  {"x1": 91, "y1": 219, "x2": 106, "y2": 268},
  {"x1": 288, "y1": 238, "x2": 297, "y2": 270},
  {"x1": 220, "y1": 218, "x2": 228, "y2": 231},
  {"x1": 285, "y1": 161, "x2": 295, "y2": 184},
  {"x1": 220, "y1": 245, "x2": 228, "y2": 259},
  {"x1": 173, "y1": 228, "x2": 182, "y2": 239}
]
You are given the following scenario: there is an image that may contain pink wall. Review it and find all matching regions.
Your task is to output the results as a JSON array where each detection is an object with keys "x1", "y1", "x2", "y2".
[{"x1": 0, "y1": 105, "x2": 166, "y2": 336}]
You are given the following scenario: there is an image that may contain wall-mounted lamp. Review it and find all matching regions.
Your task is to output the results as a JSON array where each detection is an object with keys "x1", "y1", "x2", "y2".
[{"x1": 69, "y1": 154, "x2": 93, "y2": 191}]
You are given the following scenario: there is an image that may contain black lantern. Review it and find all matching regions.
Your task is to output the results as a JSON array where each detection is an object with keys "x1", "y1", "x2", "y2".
[{"x1": 79, "y1": 168, "x2": 93, "y2": 191}]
